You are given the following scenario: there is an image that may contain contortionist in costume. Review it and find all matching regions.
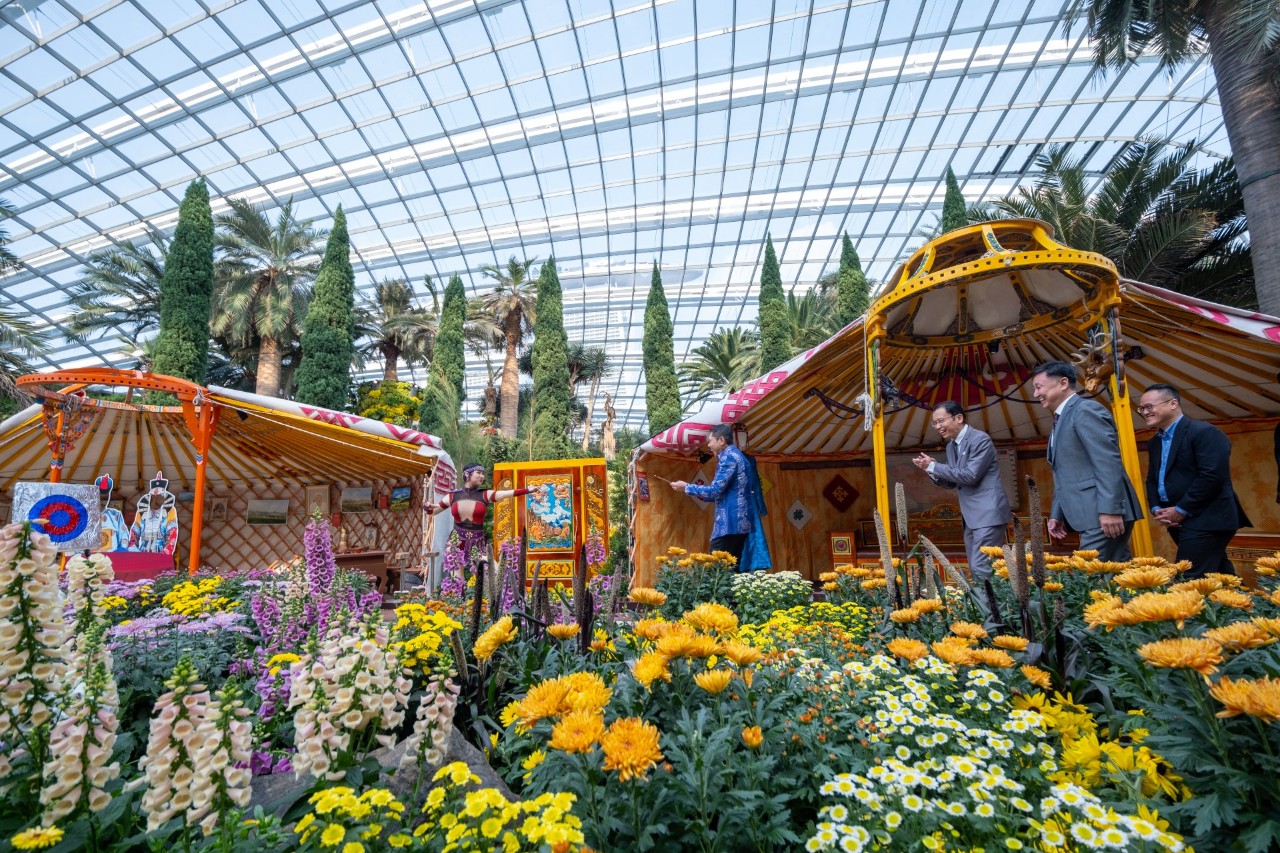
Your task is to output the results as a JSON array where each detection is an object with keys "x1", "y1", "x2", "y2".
[{"x1": 426, "y1": 463, "x2": 550, "y2": 568}]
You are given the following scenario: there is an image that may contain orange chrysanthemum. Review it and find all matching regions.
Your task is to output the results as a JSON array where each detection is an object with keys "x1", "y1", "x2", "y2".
[
  {"x1": 931, "y1": 638, "x2": 976, "y2": 666},
  {"x1": 980, "y1": 546, "x2": 1006, "y2": 558},
  {"x1": 629, "y1": 587, "x2": 668, "y2": 607},
  {"x1": 654, "y1": 624, "x2": 698, "y2": 657},
  {"x1": 518, "y1": 679, "x2": 571, "y2": 727},
  {"x1": 1073, "y1": 550, "x2": 1100, "y2": 559},
  {"x1": 969, "y1": 648, "x2": 1016, "y2": 669},
  {"x1": 890, "y1": 607, "x2": 921, "y2": 624},
  {"x1": 861, "y1": 578, "x2": 888, "y2": 590},
  {"x1": 632, "y1": 618, "x2": 668, "y2": 642},
  {"x1": 992, "y1": 635, "x2": 1030, "y2": 652},
  {"x1": 720, "y1": 641, "x2": 762, "y2": 667},
  {"x1": 1205, "y1": 572, "x2": 1243, "y2": 588},
  {"x1": 823, "y1": 581, "x2": 838, "y2": 591},
  {"x1": 1042, "y1": 581, "x2": 1064, "y2": 592},
  {"x1": 1169, "y1": 577, "x2": 1223, "y2": 596},
  {"x1": 1203, "y1": 621, "x2": 1275, "y2": 652},
  {"x1": 1210, "y1": 676, "x2": 1280, "y2": 724},
  {"x1": 548, "y1": 710, "x2": 605, "y2": 753},
  {"x1": 632, "y1": 652, "x2": 672, "y2": 689},
  {"x1": 950, "y1": 621, "x2": 988, "y2": 640},
  {"x1": 741, "y1": 725, "x2": 764, "y2": 749},
  {"x1": 547, "y1": 624, "x2": 580, "y2": 641},
  {"x1": 912, "y1": 598, "x2": 944, "y2": 615},
  {"x1": 561, "y1": 672, "x2": 612, "y2": 714},
  {"x1": 681, "y1": 635, "x2": 721, "y2": 659},
  {"x1": 1251, "y1": 617, "x2": 1280, "y2": 638},
  {"x1": 1021, "y1": 665, "x2": 1052, "y2": 689},
  {"x1": 1137, "y1": 637, "x2": 1223, "y2": 676},
  {"x1": 683, "y1": 603, "x2": 740, "y2": 634},
  {"x1": 694, "y1": 669, "x2": 733, "y2": 694},
  {"x1": 600, "y1": 717, "x2": 664, "y2": 781},
  {"x1": 1209, "y1": 589, "x2": 1253, "y2": 610},
  {"x1": 887, "y1": 638, "x2": 929, "y2": 661},
  {"x1": 819, "y1": 571, "x2": 839, "y2": 582},
  {"x1": 473, "y1": 615, "x2": 519, "y2": 661},
  {"x1": 1124, "y1": 590, "x2": 1205, "y2": 628},
  {"x1": 1114, "y1": 566, "x2": 1178, "y2": 590}
]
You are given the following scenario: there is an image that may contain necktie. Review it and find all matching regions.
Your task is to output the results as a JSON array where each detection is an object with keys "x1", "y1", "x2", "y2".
[{"x1": 1052, "y1": 413, "x2": 1059, "y2": 427}]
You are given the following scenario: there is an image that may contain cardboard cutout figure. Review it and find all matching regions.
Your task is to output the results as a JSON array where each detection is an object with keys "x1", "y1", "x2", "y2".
[
  {"x1": 96, "y1": 474, "x2": 129, "y2": 552},
  {"x1": 128, "y1": 471, "x2": 179, "y2": 555}
]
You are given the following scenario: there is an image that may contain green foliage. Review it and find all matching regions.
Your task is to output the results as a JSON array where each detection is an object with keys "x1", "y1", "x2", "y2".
[
  {"x1": 151, "y1": 179, "x2": 213, "y2": 384},
  {"x1": 356, "y1": 380, "x2": 422, "y2": 427},
  {"x1": 654, "y1": 550, "x2": 737, "y2": 619},
  {"x1": 756, "y1": 236, "x2": 789, "y2": 373},
  {"x1": 941, "y1": 166, "x2": 969, "y2": 233},
  {"x1": 529, "y1": 257, "x2": 574, "y2": 460},
  {"x1": 420, "y1": 274, "x2": 466, "y2": 434},
  {"x1": 728, "y1": 570, "x2": 814, "y2": 625},
  {"x1": 296, "y1": 206, "x2": 355, "y2": 410},
  {"x1": 835, "y1": 232, "x2": 870, "y2": 326},
  {"x1": 643, "y1": 263, "x2": 682, "y2": 436}
]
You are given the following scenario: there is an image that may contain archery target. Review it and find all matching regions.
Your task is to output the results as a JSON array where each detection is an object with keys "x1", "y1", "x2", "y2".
[{"x1": 12, "y1": 483, "x2": 102, "y2": 552}]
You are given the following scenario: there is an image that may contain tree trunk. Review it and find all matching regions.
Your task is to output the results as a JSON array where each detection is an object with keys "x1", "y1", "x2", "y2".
[
  {"x1": 256, "y1": 336, "x2": 284, "y2": 397},
  {"x1": 1206, "y1": 1, "x2": 1280, "y2": 314},
  {"x1": 581, "y1": 374, "x2": 601, "y2": 451},
  {"x1": 499, "y1": 320, "x2": 520, "y2": 438},
  {"x1": 381, "y1": 343, "x2": 400, "y2": 384}
]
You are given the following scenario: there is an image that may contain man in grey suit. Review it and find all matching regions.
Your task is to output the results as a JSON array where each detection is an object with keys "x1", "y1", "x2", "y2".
[
  {"x1": 1031, "y1": 361, "x2": 1144, "y2": 561},
  {"x1": 912, "y1": 401, "x2": 1011, "y2": 581}
]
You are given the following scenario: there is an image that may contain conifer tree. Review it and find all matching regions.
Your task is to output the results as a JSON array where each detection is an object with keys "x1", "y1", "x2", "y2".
[
  {"x1": 643, "y1": 262, "x2": 682, "y2": 436},
  {"x1": 835, "y1": 231, "x2": 870, "y2": 327},
  {"x1": 296, "y1": 206, "x2": 355, "y2": 410},
  {"x1": 152, "y1": 178, "x2": 213, "y2": 384},
  {"x1": 419, "y1": 273, "x2": 466, "y2": 435},
  {"x1": 757, "y1": 235, "x2": 789, "y2": 373},
  {"x1": 941, "y1": 167, "x2": 969, "y2": 233},
  {"x1": 529, "y1": 258, "x2": 574, "y2": 460}
]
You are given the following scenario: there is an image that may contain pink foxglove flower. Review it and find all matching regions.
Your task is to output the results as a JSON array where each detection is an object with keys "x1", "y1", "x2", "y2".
[{"x1": 136, "y1": 657, "x2": 208, "y2": 832}]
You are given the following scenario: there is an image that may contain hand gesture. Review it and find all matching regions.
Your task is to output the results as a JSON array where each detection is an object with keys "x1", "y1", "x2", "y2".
[
  {"x1": 670, "y1": 480, "x2": 688, "y2": 493},
  {"x1": 912, "y1": 453, "x2": 934, "y2": 471}
]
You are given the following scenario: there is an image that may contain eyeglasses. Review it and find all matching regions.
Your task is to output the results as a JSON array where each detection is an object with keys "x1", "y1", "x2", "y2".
[
  {"x1": 1136, "y1": 398, "x2": 1176, "y2": 415},
  {"x1": 930, "y1": 417, "x2": 957, "y2": 427}
]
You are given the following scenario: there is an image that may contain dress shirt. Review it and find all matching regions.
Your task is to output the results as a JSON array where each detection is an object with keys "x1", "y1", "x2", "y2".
[
  {"x1": 927, "y1": 424, "x2": 970, "y2": 475},
  {"x1": 1153, "y1": 415, "x2": 1188, "y2": 516}
]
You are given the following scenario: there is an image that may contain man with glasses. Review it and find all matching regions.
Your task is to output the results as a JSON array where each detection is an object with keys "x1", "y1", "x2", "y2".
[
  {"x1": 1139, "y1": 383, "x2": 1250, "y2": 577},
  {"x1": 912, "y1": 401, "x2": 1011, "y2": 581},
  {"x1": 1032, "y1": 361, "x2": 1143, "y2": 561}
]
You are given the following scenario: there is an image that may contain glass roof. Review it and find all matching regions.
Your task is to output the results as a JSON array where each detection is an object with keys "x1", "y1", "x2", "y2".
[{"x1": 0, "y1": 0, "x2": 1226, "y2": 432}]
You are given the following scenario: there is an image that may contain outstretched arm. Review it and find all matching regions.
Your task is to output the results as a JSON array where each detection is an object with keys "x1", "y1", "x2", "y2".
[
  {"x1": 488, "y1": 485, "x2": 545, "y2": 502},
  {"x1": 425, "y1": 493, "x2": 454, "y2": 515}
]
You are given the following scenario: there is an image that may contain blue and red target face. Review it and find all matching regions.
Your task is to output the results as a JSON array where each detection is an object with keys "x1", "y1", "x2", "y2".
[{"x1": 28, "y1": 494, "x2": 90, "y2": 544}]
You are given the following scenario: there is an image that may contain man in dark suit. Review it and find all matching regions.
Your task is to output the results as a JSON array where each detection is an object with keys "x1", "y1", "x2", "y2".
[
  {"x1": 913, "y1": 401, "x2": 1011, "y2": 581},
  {"x1": 1139, "y1": 383, "x2": 1250, "y2": 577},
  {"x1": 1032, "y1": 361, "x2": 1144, "y2": 561}
]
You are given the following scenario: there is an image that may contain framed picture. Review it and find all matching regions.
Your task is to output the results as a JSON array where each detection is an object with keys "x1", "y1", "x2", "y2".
[
  {"x1": 304, "y1": 485, "x2": 330, "y2": 518},
  {"x1": 340, "y1": 486, "x2": 373, "y2": 514},
  {"x1": 389, "y1": 485, "x2": 412, "y2": 511},
  {"x1": 208, "y1": 497, "x2": 228, "y2": 521},
  {"x1": 636, "y1": 471, "x2": 651, "y2": 501},
  {"x1": 246, "y1": 499, "x2": 289, "y2": 525}
]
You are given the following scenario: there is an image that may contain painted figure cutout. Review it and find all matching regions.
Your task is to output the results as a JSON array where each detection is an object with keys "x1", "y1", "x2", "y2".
[
  {"x1": 129, "y1": 471, "x2": 179, "y2": 555},
  {"x1": 96, "y1": 474, "x2": 129, "y2": 551}
]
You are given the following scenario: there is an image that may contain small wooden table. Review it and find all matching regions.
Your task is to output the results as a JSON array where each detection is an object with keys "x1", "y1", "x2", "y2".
[{"x1": 336, "y1": 550, "x2": 389, "y2": 593}]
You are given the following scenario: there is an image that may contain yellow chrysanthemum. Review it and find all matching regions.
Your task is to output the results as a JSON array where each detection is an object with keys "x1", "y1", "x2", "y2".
[
  {"x1": 600, "y1": 717, "x2": 665, "y2": 781},
  {"x1": 980, "y1": 546, "x2": 1006, "y2": 558},
  {"x1": 741, "y1": 726, "x2": 763, "y2": 749},
  {"x1": 890, "y1": 607, "x2": 921, "y2": 624},
  {"x1": 1042, "y1": 581, "x2": 1064, "y2": 592},
  {"x1": 1137, "y1": 637, "x2": 1223, "y2": 676},
  {"x1": 819, "y1": 571, "x2": 839, "y2": 582},
  {"x1": 1124, "y1": 590, "x2": 1205, "y2": 629},
  {"x1": 680, "y1": 635, "x2": 722, "y2": 659},
  {"x1": 683, "y1": 602, "x2": 740, "y2": 634},
  {"x1": 1210, "y1": 676, "x2": 1280, "y2": 723},
  {"x1": 694, "y1": 669, "x2": 733, "y2": 694},
  {"x1": 10, "y1": 827, "x2": 65, "y2": 850},
  {"x1": 1073, "y1": 550, "x2": 1100, "y2": 559},
  {"x1": 1021, "y1": 665, "x2": 1052, "y2": 689},
  {"x1": 950, "y1": 621, "x2": 988, "y2": 640},
  {"x1": 931, "y1": 638, "x2": 976, "y2": 666},
  {"x1": 1169, "y1": 577, "x2": 1222, "y2": 596},
  {"x1": 1251, "y1": 617, "x2": 1280, "y2": 638},
  {"x1": 1205, "y1": 572, "x2": 1243, "y2": 587},
  {"x1": 887, "y1": 637, "x2": 929, "y2": 661},
  {"x1": 632, "y1": 652, "x2": 672, "y2": 689},
  {"x1": 1209, "y1": 589, "x2": 1253, "y2": 610},
  {"x1": 632, "y1": 618, "x2": 669, "y2": 642},
  {"x1": 969, "y1": 648, "x2": 1016, "y2": 668},
  {"x1": 547, "y1": 623, "x2": 580, "y2": 641},
  {"x1": 321, "y1": 823, "x2": 347, "y2": 847},
  {"x1": 473, "y1": 616, "x2": 519, "y2": 661},
  {"x1": 912, "y1": 598, "x2": 944, "y2": 615},
  {"x1": 518, "y1": 679, "x2": 572, "y2": 727},
  {"x1": 993, "y1": 635, "x2": 1030, "y2": 651},
  {"x1": 548, "y1": 710, "x2": 605, "y2": 753},
  {"x1": 629, "y1": 587, "x2": 667, "y2": 607},
  {"x1": 861, "y1": 578, "x2": 888, "y2": 590},
  {"x1": 719, "y1": 641, "x2": 762, "y2": 667},
  {"x1": 1203, "y1": 621, "x2": 1275, "y2": 651},
  {"x1": 561, "y1": 672, "x2": 612, "y2": 714},
  {"x1": 1114, "y1": 565, "x2": 1178, "y2": 590}
]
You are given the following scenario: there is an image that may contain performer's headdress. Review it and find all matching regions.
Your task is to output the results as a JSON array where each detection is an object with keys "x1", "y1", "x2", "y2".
[
  {"x1": 462, "y1": 463, "x2": 484, "y2": 478},
  {"x1": 95, "y1": 474, "x2": 114, "y2": 502},
  {"x1": 149, "y1": 471, "x2": 168, "y2": 491}
]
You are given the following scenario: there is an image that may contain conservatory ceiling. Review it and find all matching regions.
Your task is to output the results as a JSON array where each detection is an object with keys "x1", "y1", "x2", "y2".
[{"x1": 0, "y1": 0, "x2": 1227, "y2": 432}]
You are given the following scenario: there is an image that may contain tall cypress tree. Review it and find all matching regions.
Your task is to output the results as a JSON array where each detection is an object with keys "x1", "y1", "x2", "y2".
[
  {"x1": 941, "y1": 167, "x2": 969, "y2": 233},
  {"x1": 530, "y1": 257, "x2": 574, "y2": 460},
  {"x1": 296, "y1": 206, "x2": 355, "y2": 410},
  {"x1": 643, "y1": 262, "x2": 682, "y2": 436},
  {"x1": 419, "y1": 273, "x2": 466, "y2": 435},
  {"x1": 835, "y1": 231, "x2": 870, "y2": 327},
  {"x1": 152, "y1": 178, "x2": 213, "y2": 384},
  {"x1": 757, "y1": 235, "x2": 789, "y2": 373}
]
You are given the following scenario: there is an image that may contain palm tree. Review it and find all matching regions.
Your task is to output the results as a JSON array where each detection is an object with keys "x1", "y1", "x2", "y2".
[
  {"x1": 678, "y1": 327, "x2": 761, "y2": 406},
  {"x1": 65, "y1": 227, "x2": 168, "y2": 343},
  {"x1": 784, "y1": 287, "x2": 841, "y2": 352},
  {"x1": 0, "y1": 199, "x2": 49, "y2": 402},
  {"x1": 357, "y1": 277, "x2": 438, "y2": 383},
  {"x1": 576, "y1": 346, "x2": 612, "y2": 451},
  {"x1": 981, "y1": 142, "x2": 1254, "y2": 305},
  {"x1": 478, "y1": 256, "x2": 538, "y2": 438},
  {"x1": 1069, "y1": 0, "x2": 1280, "y2": 314},
  {"x1": 213, "y1": 197, "x2": 324, "y2": 397}
]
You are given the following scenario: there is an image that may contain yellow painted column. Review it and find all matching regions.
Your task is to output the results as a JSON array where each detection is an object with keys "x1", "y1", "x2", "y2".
[
  {"x1": 1101, "y1": 311, "x2": 1153, "y2": 557},
  {"x1": 867, "y1": 322, "x2": 891, "y2": 530}
]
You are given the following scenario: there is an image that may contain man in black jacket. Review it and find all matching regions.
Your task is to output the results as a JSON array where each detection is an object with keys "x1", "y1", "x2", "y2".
[{"x1": 1139, "y1": 383, "x2": 1251, "y2": 577}]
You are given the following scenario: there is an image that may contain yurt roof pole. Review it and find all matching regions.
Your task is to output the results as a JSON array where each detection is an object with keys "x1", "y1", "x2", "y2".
[
  {"x1": 1096, "y1": 301, "x2": 1154, "y2": 557},
  {"x1": 865, "y1": 316, "x2": 891, "y2": 545}
]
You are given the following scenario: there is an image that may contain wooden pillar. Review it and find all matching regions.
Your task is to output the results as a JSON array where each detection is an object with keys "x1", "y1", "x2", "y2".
[{"x1": 187, "y1": 400, "x2": 217, "y2": 574}]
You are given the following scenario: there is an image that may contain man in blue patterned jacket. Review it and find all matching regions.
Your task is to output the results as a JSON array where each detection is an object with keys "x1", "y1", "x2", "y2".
[{"x1": 670, "y1": 424, "x2": 758, "y2": 566}]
